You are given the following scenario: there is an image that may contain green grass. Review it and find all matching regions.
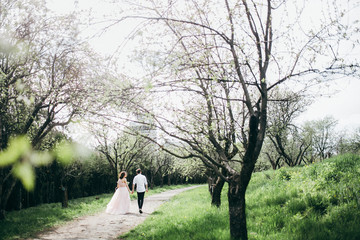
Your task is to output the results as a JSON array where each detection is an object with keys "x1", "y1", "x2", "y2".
[
  {"x1": 0, "y1": 184, "x2": 192, "y2": 240},
  {"x1": 121, "y1": 186, "x2": 230, "y2": 240},
  {"x1": 2, "y1": 155, "x2": 360, "y2": 240},
  {"x1": 121, "y1": 154, "x2": 360, "y2": 240}
]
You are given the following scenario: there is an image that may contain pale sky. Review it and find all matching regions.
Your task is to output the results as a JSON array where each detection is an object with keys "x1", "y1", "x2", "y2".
[
  {"x1": 297, "y1": 78, "x2": 360, "y2": 132},
  {"x1": 47, "y1": 0, "x2": 360, "y2": 134}
]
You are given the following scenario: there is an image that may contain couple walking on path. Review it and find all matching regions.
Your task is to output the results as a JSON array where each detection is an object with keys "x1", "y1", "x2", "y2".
[
  {"x1": 32, "y1": 186, "x2": 201, "y2": 240},
  {"x1": 106, "y1": 168, "x2": 148, "y2": 215}
]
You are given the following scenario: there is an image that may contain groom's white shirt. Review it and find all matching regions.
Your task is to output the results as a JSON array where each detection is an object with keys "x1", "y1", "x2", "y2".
[{"x1": 133, "y1": 174, "x2": 148, "y2": 192}]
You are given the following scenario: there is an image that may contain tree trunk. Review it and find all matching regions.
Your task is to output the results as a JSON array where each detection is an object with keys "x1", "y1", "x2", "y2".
[
  {"x1": 0, "y1": 175, "x2": 17, "y2": 220},
  {"x1": 167, "y1": 174, "x2": 171, "y2": 186},
  {"x1": 160, "y1": 176, "x2": 164, "y2": 187},
  {"x1": 150, "y1": 175, "x2": 154, "y2": 189},
  {"x1": 14, "y1": 183, "x2": 22, "y2": 210},
  {"x1": 228, "y1": 181, "x2": 247, "y2": 240},
  {"x1": 225, "y1": 114, "x2": 261, "y2": 239},
  {"x1": 270, "y1": 156, "x2": 281, "y2": 170},
  {"x1": 114, "y1": 168, "x2": 118, "y2": 183},
  {"x1": 207, "y1": 175, "x2": 215, "y2": 195},
  {"x1": 211, "y1": 176, "x2": 225, "y2": 207},
  {"x1": 60, "y1": 185, "x2": 68, "y2": 208}
]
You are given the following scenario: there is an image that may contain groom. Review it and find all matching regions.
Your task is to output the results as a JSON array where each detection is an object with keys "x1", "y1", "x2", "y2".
[{"x1": 131, "y1": 168, "x2": 148, "y2": 214}]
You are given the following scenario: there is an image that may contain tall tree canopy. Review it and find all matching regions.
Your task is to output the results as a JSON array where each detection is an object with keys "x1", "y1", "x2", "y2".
[
  {"x1": 109, "y1": 0, "x2": 359, "y2": 239},
  {"x1": 0, "y1": 0, "x2": 105, "y2": 219}
]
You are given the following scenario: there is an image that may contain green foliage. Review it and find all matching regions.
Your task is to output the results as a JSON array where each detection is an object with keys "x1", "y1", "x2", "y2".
[
  {"x1": 122, "y1": 154, "x2": 360, "y2": 240},
  {"x1": 0, "y1": 136, "x2": 78, "y2": 191},
  {"x1": 0, "y1": 0, "x2": 106, "y2": 216},
  {"x1": 0, "y1": 136, "x2": 52, "y2": 191},
  {"x1": 285, "y1": 198, "x2": 307, "y2": 214},
  {"x1": 12, "y1": 162, "x2": 35, "y2": 191},
  {"x1": 250, "y1": 154, "x2": 360, "y2": 239},
  {"x1": 305, "y1": 193, "x2": 329, "y2": 215},
  {"x1": 278, "y1": 168, "x2": 291, "y2": 181},
  {"x1": 0, "y1": 136, "x2": 31, "y2": 167},
  {"x1": 54, "y1": 140, "x2": 76, "y2": 165},
  {"x1": 337, "y1": 128, "x2": 360, "y2": 154}
]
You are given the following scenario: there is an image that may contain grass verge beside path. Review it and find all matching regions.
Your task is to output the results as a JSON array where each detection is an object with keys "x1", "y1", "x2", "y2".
[
  {"x1": 120, "y1": 185, "x2": 229, "y2": 240},
  {"x1": 0, "y1": 184, "x2": 193, "y2": 240},
  {"x1": 121, "y1": 154, "x2": 360, "y2": 240}
]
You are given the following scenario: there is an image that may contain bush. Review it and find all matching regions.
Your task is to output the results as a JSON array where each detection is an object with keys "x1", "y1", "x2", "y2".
[
  {"x1": 305, "y1": 194, "x2": 329, "y2": 215},
  {"x1": 286, "y1": 198, "x2": 307, "y2": 214},
  {"x1": 278, "y1": 168, "x2": 291, "y2": 181}
]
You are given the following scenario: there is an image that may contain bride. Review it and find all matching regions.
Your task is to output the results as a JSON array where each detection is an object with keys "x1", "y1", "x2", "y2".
[{"x1": 106, "y1": 171, "x2": 131, "y2": 214}]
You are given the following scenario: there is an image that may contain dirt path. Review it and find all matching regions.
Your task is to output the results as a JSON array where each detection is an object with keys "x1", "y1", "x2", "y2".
[{"x1": 31, "y1": 185, "x2": 200, "y2": 240}]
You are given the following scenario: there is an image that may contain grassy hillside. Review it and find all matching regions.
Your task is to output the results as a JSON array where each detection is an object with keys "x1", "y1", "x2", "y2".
[{"x1": 121, "y1": 154, "x2": 360, "y2": 240}]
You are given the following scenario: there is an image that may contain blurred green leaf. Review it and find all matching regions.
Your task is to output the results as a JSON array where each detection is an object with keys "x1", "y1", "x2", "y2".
[
  {"x1": 0, "y1": 150, "x2": 17, "y2": 167},
  {"x1": 30, "y1": 152, "x2": 53, "y2": 167},
  {"x1": 54, "y1": 141, "x2": 74, "y2": 165},
  {"x1": 13, "y1": 162, "x2": 35, "y2": 191},
  {"x1": 0, "y1": 136, "x2": 31, "y2": 167}
]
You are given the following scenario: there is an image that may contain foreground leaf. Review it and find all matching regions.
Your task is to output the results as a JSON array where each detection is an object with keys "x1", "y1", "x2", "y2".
[{"x1": 13, "y1": 162, "x2": 35, "y2": 191}]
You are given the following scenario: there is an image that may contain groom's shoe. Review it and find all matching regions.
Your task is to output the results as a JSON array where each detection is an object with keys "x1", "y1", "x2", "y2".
[{"x1": 139, "y1": 209, "x2": 143, "y2": 214}]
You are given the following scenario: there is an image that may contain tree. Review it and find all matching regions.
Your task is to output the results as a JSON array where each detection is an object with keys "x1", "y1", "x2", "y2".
[
  {"x1": 142, "y1": 150, "x2": 172, "y2": 188},
  {"x1": 303, "y1": 116, "x2": 339, "y2": 161},
  {"x1": 95, "y1": 129, "x2": 150, "y2": 182},
  {"x1": 0, "y1": 0, "x2": 98, "y2": 219},
  {"x1": 206, "y1": 167, "x2": 227, "y2": 207},
  {"x1": 265, "y1": 90, "x2": 311, "y2": 168},
  {"x1": 107, "y1": 0, "x2": 359, "y2": 238},
  {"x1": 337, "y1": 128, "x2": 360, "y2": 154}
]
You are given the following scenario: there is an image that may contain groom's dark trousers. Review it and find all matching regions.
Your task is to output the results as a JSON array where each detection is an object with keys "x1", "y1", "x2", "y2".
[{"x1": 137, "y1": 192, "x2": 145, "y2": 209}]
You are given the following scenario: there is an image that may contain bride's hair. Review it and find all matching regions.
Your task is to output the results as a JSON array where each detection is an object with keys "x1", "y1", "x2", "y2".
[{"x1": 119, "y1": 171, "x2": 127, "y2": 179}]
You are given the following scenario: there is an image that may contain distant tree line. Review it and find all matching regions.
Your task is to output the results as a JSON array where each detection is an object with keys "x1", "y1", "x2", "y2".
[
  {"x1": 259, "y1": 90, "x2": 360, "y2": 170},
  {"x1": 5, "y1": 131, "x2": 206, "y2": 212}
]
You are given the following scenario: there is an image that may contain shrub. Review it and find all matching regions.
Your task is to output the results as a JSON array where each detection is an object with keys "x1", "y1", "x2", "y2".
[
  {"x1": 305, "y1": 193, "x2": 329, "y2": 215},
  {"x1": 278, "y1": 168, "x2": 291, "y2": 181},
  {"x1": 265, "y1": 192, "x2": 288, "y2": 206},
  {"x1": 286, "y1": 198, "x2": 307, "y2": 214}
]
